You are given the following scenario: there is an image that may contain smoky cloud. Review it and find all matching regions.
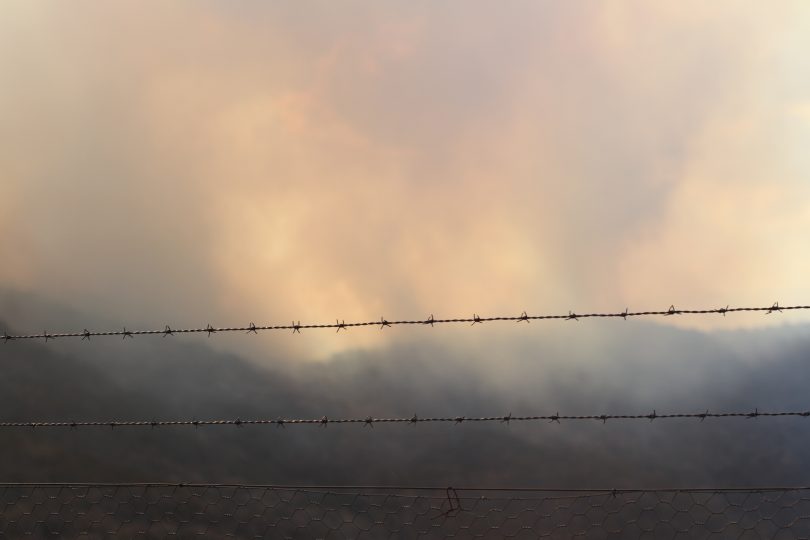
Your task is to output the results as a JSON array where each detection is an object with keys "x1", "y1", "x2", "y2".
[
  {"x1": 0, "y1": 291, "x2": 808, "y2": 487},
  {"x1": 2, "y1": 3, "x2": 810, "y2": 365}
]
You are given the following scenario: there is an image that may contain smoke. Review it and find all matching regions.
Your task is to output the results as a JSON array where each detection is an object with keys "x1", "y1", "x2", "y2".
[
  {"x1": 2, "y1": 4, "x2": 810, "y2": 364},
  {"x1": 2, "y1": 0, "x2": 810, "y2": 495},
  {"x1": 1, "y1": 291, "x2": 808, "y2": 487}
]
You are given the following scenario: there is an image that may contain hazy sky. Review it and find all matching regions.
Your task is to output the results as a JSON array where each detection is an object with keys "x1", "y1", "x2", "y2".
[
  {"x1": 4, "y1": 4, "x2": 810, "y2": 507},
  {"x1": 2, "y1": 2, "x2": 810, "y2": 358}
]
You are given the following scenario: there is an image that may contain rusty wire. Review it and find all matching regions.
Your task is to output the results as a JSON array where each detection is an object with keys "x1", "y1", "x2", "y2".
[
  {"x1": 0, "y1": 302, "x2": 804, "y2": 343},
  {"x1": 0, "y1": 407, "x2": 807, "y2": 430}
]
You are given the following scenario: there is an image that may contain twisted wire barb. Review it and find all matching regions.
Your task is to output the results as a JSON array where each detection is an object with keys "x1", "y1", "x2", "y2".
[
  {"x1": 1, "y1": 408, "x2": 807, "y2": 429},
  {"x1": 1, "y1": 302, "x2": 804, "y2": 342}
]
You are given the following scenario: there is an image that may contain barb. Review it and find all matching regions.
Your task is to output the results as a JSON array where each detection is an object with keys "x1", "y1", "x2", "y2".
[
  {"x1": 1, "y1": 408, "x2": 807, "y2": 430},
  {"x1": 3, "y1": 302, "x2": 807, "y2": 342}
]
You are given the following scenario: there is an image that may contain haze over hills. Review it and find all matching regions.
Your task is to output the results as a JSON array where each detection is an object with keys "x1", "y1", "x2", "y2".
[
  {"x1": 1, "y1": 289, "x2": 808, "y2": 487},
  {"x1": 2, "y1": 3, "x2": 810, "y2": 536}
]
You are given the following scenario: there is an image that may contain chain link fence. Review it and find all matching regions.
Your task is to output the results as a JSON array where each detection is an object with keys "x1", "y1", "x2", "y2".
[{"x1": 1, "y1": 484, "x2": 809, "y2": 538}]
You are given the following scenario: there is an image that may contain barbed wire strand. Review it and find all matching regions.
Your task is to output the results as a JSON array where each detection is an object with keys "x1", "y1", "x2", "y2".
[
  {"x1": 0, "y1": 302, "x2": 803, "y2": 343},
  {"x1": 0, "y1": 407, "x2": 807, "y2": 429},
  {"x1": 2, "y1": 484, "x2": 809, "y2": 537},
  {"x1": 1, "y1": 483, "x2": 810, "y2": 504},
  {"x1": 1, "y1": 483, "x2": 807, "y2": 495}
]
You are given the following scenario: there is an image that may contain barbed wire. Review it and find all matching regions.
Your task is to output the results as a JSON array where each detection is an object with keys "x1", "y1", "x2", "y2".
[
  {"x1": 2, "y1": 483, "x2": 807, "y2": 495},
  {"x1": 0, "y1": 302, "x2": 804, "y2": 343},
  {"x1": 0, "y1": 407, "x2": 806, "y2": 430},
  {"x1": 0, "y1": 484, "x2": 808, "y2": 537}
]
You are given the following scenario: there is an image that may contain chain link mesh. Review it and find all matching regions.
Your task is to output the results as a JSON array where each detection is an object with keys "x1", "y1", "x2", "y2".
[{"x1": 1, "y1": 485, "x2": 809, "y2": 538}]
